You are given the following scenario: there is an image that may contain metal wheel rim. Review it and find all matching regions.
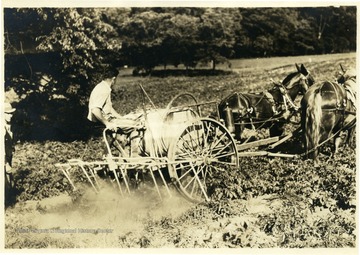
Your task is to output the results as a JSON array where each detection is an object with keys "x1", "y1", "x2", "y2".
[{"x1": 167, "y1": 118, "x2": 239, "y2": 203}]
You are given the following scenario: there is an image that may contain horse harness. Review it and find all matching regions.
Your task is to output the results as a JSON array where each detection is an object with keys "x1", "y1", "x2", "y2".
[
  {"x1": 320, "y1": 81, "x2": 356, "y2": 114},
  {"x1": 317, "y1": 81, "x2": 356, "y2": 137},
  {"x1": 230, "y1": 82, "x2": 300, "y2": 130},
  {"x1": 247, "y1": 81, "x2": 299, "y2": 117}
]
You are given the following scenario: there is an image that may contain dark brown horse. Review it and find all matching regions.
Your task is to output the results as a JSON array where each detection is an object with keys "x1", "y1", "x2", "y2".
[
  {"x1": 218, "y1": 64, "x2": 315, "y2": 140},
  {"x1": 301, "y1": 68, "x2": 356, "y2": 163}
]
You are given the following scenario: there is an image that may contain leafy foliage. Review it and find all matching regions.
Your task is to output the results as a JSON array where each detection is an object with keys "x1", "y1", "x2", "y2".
[
  {"x1": 207, "y1": 143, "x2": 356, "y2": 208},
  {"x1": 117, "y1": 8, "x2": 240, "y2": 70},
  {"x1": 13, "y1": 138, "x2": 104, "y2": 201},
  {"x1": 5, "y1": 8, "x2": 121, "y2": 97}
]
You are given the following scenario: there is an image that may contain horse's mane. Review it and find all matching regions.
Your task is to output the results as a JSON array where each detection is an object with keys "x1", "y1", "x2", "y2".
[{"x1": 281, "y1": 71, "x2": 299, "y2": 85}]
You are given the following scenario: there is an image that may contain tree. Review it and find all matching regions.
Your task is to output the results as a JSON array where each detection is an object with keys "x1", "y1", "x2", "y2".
[
  {"x1": 116, "y1": 9, "x2": 170, "y2": 69},
  {"x1": 117, "y1": 7, "x2": 241, "y2": 71},
  {"x1": 5, "y1": 8, "x2": 122, "y2": 98},
  {"x1": 196, "y1": 8, "x2": 242, "y2": 70},
  {"x1": 239, "y1": 8, "x2": 302, "y2": 56},
  {"x1": 159, "y1": 12, "x2": 202, "y2": 69},
  {"x1": 4, "y1": 8, "x2": 122, "y2": 141},
  {"x1": 298, "y1": 6, "x2": 356, "y2": 54}
]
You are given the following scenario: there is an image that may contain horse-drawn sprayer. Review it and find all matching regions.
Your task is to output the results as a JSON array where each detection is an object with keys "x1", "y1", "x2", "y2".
[
  {"x1": 56, "y1": 64, "x2": 356, "y2": 203},
  {"x1": 56, "y1": 88, "x2": 239, "y2": 203}
]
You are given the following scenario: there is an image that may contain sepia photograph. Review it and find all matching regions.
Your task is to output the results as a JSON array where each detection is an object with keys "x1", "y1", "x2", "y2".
[{"x1": 2, "y1": 1, "x2": 358, "y2": 253}]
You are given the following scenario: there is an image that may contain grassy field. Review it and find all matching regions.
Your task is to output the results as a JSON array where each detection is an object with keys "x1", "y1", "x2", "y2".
[
  {"x1": 4, "y1": 53, "x2": 357, "y2": 250},
  {"x1": 112, "y1": 52, "x2": 356, "y2": 116},
  {"x1": 229, "y1": 53, "x2": 356, "y2": 71}
]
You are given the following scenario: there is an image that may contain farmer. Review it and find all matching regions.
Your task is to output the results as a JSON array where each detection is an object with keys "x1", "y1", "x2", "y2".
[
  {"x1": 4, "y1": 102, "x2": 16, "y2": 206},
  {"x1": 87, "y1": 67, "x2": 143, "y2": 156}
]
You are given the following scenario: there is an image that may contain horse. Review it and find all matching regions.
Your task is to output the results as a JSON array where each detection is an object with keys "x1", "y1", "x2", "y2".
[
  {"x1": 300, "y1": 67, "x2": 356, "y2": 164},
  {"x1": 218, "y1": 63, "x2": 315, "y2": 140}
]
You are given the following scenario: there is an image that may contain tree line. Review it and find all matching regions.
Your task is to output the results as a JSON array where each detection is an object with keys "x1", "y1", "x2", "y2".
[
  {"x1": 5, "y1": 7, "x2": 356, "y2": 95},
  {"x1": 3, "y1": 7, "x2": 356, "y2": 141}
]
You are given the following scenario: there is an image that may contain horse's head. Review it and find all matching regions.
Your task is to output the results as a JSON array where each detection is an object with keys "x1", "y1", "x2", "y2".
[
  {"x1": 297, "y1": 63, "x2": 315, "y2": 83},
  {"x1": 282, "y1": 64, "x2": 315, "y2": 99}
]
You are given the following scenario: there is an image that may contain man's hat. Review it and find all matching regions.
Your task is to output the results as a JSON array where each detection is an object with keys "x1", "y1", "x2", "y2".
[{"x1": 4, "y1": 103, "x2": 16, "y2": 113}]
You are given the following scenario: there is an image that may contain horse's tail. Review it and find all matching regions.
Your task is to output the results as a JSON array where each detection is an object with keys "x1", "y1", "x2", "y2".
[{"x1": 304, "y1": 89, "x2": 322, "y2": 159}]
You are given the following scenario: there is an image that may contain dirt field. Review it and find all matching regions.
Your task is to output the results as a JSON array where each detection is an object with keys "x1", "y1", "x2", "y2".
[{"x1": 4, "y1": 53, "x2": 357, "y2": 251}]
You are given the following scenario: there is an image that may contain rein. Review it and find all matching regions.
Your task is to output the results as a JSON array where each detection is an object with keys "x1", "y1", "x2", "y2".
[
  {"x1": 235, "y1": 107, "x2": 300, "y2": 126},
  {"x1": 234, "y1": 114, "x2": 286, "y2": 125}
]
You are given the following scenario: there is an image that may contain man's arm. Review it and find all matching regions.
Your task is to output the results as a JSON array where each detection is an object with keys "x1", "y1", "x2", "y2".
[
  {"x1": 91, "y1": 107, "x2": 118, "y2": 130},
  {"x1": 110, "y1": 107, "x2": 122, "y2": 119}
]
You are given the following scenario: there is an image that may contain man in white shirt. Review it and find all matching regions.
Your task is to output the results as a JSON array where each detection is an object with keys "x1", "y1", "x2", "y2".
[{"x1": 88, "y1": 68, "x2": 143, "y2": 156}]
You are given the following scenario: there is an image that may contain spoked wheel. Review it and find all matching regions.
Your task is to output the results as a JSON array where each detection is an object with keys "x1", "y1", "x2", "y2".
[{"x1": 167, "y1": 118, "x2": 239, "y2": 203}]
